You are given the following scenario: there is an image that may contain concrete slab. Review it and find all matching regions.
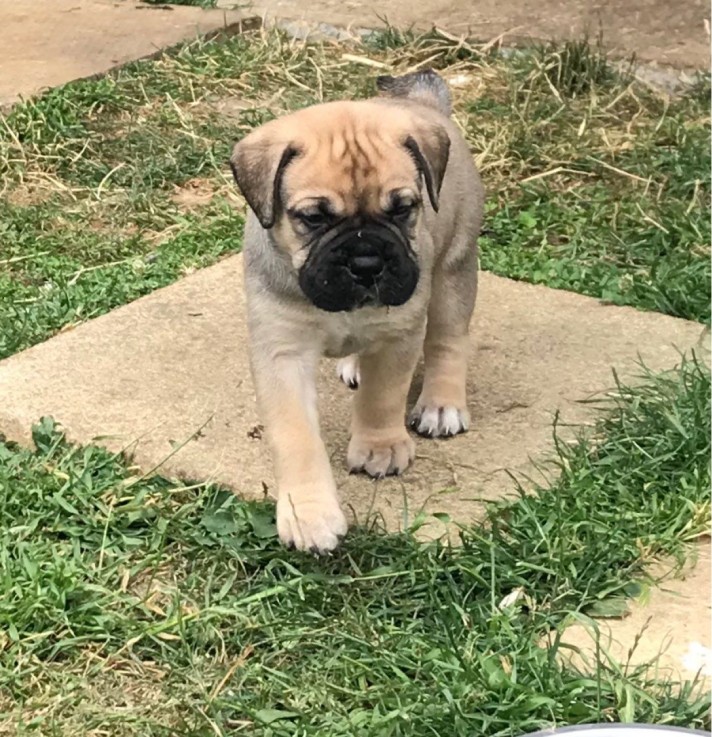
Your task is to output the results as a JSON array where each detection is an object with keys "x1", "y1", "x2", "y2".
[
  {"x1": 550, "y1": 542, "x2": 711, "y2": 683},
  {"x1": 1, "y1": 0, "x2": 707, "y2": 113},
  {"x1": 0, "y1": 255, "x2": 705, "y2": 534},
  {"x1": 0, "y1": 0, "x2": 250, "y2": 108},
  {"x1": 234, "y1": 0, "x2": 711, "y2": 70}
]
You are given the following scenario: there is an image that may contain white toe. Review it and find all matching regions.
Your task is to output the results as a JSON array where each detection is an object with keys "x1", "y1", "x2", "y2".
[{"x1": 337, "y1": 355, "x2": 360, "y2": 390}]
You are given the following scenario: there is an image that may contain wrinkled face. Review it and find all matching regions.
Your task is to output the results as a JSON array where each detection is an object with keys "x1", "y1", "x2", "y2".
[
  {"x1": 281, "y1": 141, "x2": 424, "y2": 312},
  {"x1": 230, "y1": 102, "x2": 450, "y2": 312}
]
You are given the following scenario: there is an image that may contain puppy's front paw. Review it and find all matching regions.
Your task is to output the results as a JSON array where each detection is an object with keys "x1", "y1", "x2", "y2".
[
  {"x1": 277, "y1": 493, "x2": 347, "y2": 553},
  {"x1": 409, "y1": 404, "x2": 470, "y2": 438},
  {"x1": 347, "y1": 430, "x2": 415, "y2": 478},
  {"x1": 337, "y1": 354, "x2": 360, "y2": 390}
]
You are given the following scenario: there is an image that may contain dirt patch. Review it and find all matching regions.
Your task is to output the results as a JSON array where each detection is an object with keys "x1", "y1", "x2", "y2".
[
  {"x1": 4, "y1": 184, "x2": 50, "y2": 208},
  {"x1": 0, "y1": 657, "x2": 175, "y2": 736},
  {"x1": 209, "y1": 97, "x2": 254, "y2": 119},
  {"x1": 171, "y1": 177, "x2": 217, "y2": 210},
  {"x1": 2, "y1": 174, "x2": 72, "y2": 208}
]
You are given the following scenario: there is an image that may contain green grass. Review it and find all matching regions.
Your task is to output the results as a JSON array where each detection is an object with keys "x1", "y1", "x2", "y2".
[
  {"x1": 0, "y1": 27, "x2": 710, "y2": 735},
  {"x1": 0, "y1": 199, "x2": 242, "y2": 357},
  {"x1": 0, "y1": 29, "x2": 709, "y2": 360},
  {"x1": 0, "y1": 358, "x2": 709, "y2": 735}
]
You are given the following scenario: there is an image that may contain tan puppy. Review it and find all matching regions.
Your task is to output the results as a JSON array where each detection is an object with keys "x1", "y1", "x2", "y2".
[{"x1": 230, "y1": 70, "x2": 484, "y2": 551}]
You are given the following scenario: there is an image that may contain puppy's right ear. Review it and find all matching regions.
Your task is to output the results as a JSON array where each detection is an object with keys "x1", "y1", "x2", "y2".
[{"x1": 230, "y1": 132, "x2": 300, "y2": 229}]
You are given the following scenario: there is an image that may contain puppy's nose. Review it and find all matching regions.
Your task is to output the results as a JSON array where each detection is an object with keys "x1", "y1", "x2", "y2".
[{"x1": 348, "y1": 254, "x2": 384, "y2": 282}]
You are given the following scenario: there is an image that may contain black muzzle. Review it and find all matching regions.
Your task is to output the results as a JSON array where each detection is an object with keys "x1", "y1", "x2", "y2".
[{"x1": 298, "y1": 220, "x2": 419, "y2": 312}]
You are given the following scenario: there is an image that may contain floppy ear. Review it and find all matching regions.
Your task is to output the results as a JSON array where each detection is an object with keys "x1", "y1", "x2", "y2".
[
  {"x1": 229, "y1": 133, "x2": 300, "y2": 229},
  {"x1": 403, "y1": 123, "x2": 450, "y2": 212}
]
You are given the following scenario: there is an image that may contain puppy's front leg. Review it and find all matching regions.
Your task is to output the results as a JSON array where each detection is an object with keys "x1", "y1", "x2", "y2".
[
  {"x1": 251, "y1": 348, "x2": 347, "y2": 552},
  {"x1": 347, "y1": 337, "x2": 422, "y2": 478}
]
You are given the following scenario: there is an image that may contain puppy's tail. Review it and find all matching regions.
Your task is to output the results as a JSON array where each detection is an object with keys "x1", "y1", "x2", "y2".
[{"x1": 376, "y1": 69, "x2": 452, "y2": 116}]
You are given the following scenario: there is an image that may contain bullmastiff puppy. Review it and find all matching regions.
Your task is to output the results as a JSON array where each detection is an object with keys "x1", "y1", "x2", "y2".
[{"x1": 230, "y1": 69, "x2": 484, "y2": 552}]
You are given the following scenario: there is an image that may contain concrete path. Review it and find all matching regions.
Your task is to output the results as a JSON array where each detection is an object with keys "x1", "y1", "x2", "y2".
[
  {"x1": 1, "y1": 0, "x2": 708, "y2": 111},
  {"x1": 0, "y1": 256, "x2": 704, "y2": 529},
  {"x1": 237, "y1": 0, "x2": 711, "y2": 69},
  {"x1": 0, "y1": 0, "x2": 249, "y2": 107},
  {"x1": 555, "y1": 544, "x2": 711, "y2": 683}
]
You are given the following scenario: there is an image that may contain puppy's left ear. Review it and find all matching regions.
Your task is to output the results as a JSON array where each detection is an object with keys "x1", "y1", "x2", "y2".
[
  {"x1": 404, "y1": 123, "x2": 450, "y2": 212},
  {"x1": 230, "y1": 129, "x2": 300, "y2": 229}
]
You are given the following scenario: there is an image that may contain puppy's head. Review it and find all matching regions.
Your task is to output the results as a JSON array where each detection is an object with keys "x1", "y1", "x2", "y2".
[{"x1": 230, "y1": 101, "x2": 450, "y2": 312}]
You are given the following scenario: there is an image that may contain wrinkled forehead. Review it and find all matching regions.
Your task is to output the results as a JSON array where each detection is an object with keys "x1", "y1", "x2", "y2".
[{"x1": 282, "y1": 114, "x2": 420, "y2": 214}]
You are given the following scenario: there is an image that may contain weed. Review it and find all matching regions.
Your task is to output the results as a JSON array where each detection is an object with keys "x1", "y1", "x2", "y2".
[{"x1": 526, "y1": 35, "x2": 624, "y2": 98}]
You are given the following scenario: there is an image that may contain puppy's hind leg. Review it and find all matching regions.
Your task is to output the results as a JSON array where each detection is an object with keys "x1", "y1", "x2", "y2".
[
  {"x1": 337, "y1": 354, "x2": 361, "y2": 390},
  {"x1": 409, "y1": 249, "x2": 477, "y2": 439}
]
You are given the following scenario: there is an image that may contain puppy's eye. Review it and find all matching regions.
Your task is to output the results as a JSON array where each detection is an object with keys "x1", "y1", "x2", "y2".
[
  {"x1": 388, "y1": 200, "x2": 416, "y2": 220},
  {"x1": 295, "y1": 211, "x2": 330, "y2": 229}
]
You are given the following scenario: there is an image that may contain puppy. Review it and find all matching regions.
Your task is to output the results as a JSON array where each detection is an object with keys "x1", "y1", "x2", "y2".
[{"x1": 230, "y1": 70, "x2": 484, "y2": 551}]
